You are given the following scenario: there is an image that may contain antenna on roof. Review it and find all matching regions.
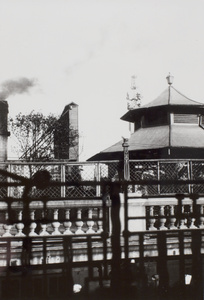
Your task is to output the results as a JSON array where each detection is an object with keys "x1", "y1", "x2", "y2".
[{"x1": 166, "y1": 73, "x2": 174, "y2": 85}]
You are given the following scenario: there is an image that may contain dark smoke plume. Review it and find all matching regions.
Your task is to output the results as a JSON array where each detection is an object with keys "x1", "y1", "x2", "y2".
[{"x1": 0, "y1": 77, "x2": 37, "y2": 100}]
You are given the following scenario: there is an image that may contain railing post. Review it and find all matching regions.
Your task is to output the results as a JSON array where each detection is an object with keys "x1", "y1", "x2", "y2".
[
  {"x1": 110, "y1": 181, "x2": 121, "y2": 295},
  {"x1": 188, "y1": 161, "x2": 192, "y2": 194},
  {"x1": 157, "y1": 232, "x2": 169, "y2": 296},
  {"x1": 157, "y1": 161, "x2": 160, "y2": 194},
  {"x1": 7, "y1": 163, "x2": 11, "y2": 198},
  {"x1": 61, "y1": 164, "x2": 66, "y2": 198},
  {"x1": 122, "y1": 138, "x2": 130, "y2": 181},
  {"x1": 95, "y1": 163, "x2": 101, "y2": 196},
  {"x1": 191, "y1": 229, "x2": 203, "y2": 299}
]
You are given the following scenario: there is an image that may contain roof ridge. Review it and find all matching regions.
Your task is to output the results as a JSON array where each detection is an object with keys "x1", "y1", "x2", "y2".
[{"x1": 171, "y1": 86, "x2": 203, "y2": 105}]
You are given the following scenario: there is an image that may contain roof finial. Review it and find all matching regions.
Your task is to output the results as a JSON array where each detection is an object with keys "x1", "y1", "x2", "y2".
[
  {"x1": 166, "y1": 72, "x2": 174, "y2": 85},
  {"x1": 127, "y1": 75, "x2": 141, "y2": 110}
]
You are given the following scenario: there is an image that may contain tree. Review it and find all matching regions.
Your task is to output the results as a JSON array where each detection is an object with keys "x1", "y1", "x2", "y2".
[{"x1": 9, "y1": 111, "x2": 79, "y2": 161}]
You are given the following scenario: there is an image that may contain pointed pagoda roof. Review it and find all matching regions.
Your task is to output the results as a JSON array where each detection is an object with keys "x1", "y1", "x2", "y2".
[
  {"x1": 143, "y1": 86, "x2": 202, "y2": 107},
  {"x1": 121, "y1": 86, "x2": 204, "y2": 122}
]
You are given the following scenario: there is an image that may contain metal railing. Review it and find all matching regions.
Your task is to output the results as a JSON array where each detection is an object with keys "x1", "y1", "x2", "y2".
[
  {"x1": 0, "y1": 159, "x2": 203, "y2": 198},
  {"x1": 0, "y1": 160, "x2": 204, "y2": 298}
]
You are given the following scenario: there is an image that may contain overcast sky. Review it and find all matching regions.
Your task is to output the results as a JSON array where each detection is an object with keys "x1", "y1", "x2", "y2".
[{"x1": 1, "y1": 0, "x2": 204, "y2": 160}]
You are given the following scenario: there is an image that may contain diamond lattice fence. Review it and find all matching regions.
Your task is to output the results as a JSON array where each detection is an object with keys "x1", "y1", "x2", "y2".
[
  {"x1": 9, "y1": 164, "x2": 62, "y2": 198},
  {"x1": 32, "y1": 165, "x2": 61, "y2": 198},
  {"x1": 5, "y1": 160, "x2": 204, "y2": 199},
  {"x1": 160, "y1": 162, "x2": 189, "y2": 194},
  {"x1": 65, "y1": 164, "x2": 96, "y2": 197},
  {"x1": 191, "y1": 161, "x2": 204, "y2": 194},
  {"x1": 129, "y1": 161, "x2": 158, "y2": 195},
  {"x1": 0, "y1": 164, "x2": 7, "y2": 199}
]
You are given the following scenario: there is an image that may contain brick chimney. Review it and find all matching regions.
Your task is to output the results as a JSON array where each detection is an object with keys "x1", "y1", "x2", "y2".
[
  {"x1": 0, "y1": 100, "x2": 9, "y2": 162},
  {"x1": 54, "y1": 102, "x2": 79, "y2": 161}
]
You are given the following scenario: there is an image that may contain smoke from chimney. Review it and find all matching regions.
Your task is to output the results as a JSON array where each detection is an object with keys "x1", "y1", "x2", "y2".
[{"x1": 0, "y1": 77, "x2": 37, "y2": 100}]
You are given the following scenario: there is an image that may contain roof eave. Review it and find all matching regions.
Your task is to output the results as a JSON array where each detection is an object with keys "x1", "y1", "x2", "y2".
[{"x1": 121, "y1": 105, "x2": 204, "y2": 123}]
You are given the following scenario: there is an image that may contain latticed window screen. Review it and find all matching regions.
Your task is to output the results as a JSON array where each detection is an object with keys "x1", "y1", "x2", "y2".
[{"x1": 174, "y1": 114, "x2": 198, "y2": 124}]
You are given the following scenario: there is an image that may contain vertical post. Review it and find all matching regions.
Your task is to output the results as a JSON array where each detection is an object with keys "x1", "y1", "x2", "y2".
[
  {"x1": 122, "y1": 138, "x2": 130, "y2": 181},
  {"x1": 157, "y1": 161, "x2": 160, "y2": 194},
  {"x1": 177, "y1": 194, "x2": 186, "y2": 296},
  {"x1": 123, "y1": 185, "x2": 129, "y2": 262},
  {"x1": 187, "y1": 161, "x2": 192, "y2": 194},
  {"x1": 191, "y1": 229, "x2": 203, "y2": 299},
  {"x1": 110, "y1": 182, "x2": 121, "y2": 295},
  {"x1": 61, "y1": 164, "x2": 66, "y2": 198},
  {"x1": 95, "y1": 163, "x2": 101, "y2": 196},
  {"x1": 157, "y1": 232, "x2": 169, "y2": 297},
  {"x1": 7, "y1": 163, "x2": 11, "y2": 198},
  {"x1": 122, "y1": 138, "x2": 130, "y2": 263}
]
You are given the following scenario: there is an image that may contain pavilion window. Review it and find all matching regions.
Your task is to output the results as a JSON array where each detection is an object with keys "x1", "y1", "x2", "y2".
[
  {"x1": 199, "y1": 115, "x2": 204, "y2": 128},
  {"x1": 142, "y1": 111, "x2": 168, "y2": 128},
  {"x1": 174, "y1": 114, "x2": 198, "y2": 124}
]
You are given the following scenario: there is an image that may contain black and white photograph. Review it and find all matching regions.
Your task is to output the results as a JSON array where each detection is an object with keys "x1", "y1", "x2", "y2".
[{"x1": 0, "y1": 0, "x2": 204, "y2": 299}]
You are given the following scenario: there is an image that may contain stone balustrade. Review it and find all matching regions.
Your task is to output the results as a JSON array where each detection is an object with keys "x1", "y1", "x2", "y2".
[
  {"x1": 120, "y1": 194, "x2": 204, "y2": 232},
  {"x1": 0, "y1": 200, "x2": 110, "y2": 237},
  {"x1": 146, "y1": 202, "x2": 203, "y2": 231},
  {"x1": 1, "y1": 195, "x2": 204, "y2": 238}
]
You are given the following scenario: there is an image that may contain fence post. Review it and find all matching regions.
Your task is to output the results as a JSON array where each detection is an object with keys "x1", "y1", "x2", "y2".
[
  {"x1": 157, "y1": 161, "x2": 160, "y2": 194},
  {"x1": 110, "y1": 182, "x2": 121, "y2": 295},
  {"x1": 157, "y1": 232, "x2": 169, "y2": 296},
  {"x1": 191, "y1": 229, "x2": 203, "y2": 299},
  {"x1": 7, "y1": 163, "x2": 11, "y2": 198},
  {"x1": 61, "y1": 164, "x2": 66, "y2": 198},
  {"x1": 122, "y1": 138, "x2": 130, "y2": 181},
  {"x1": 95, "y1": 163, "x2": 101, "y2": 196},
  {"x1": 187, "y1": 161, "x2": 192, "y2": 194}
]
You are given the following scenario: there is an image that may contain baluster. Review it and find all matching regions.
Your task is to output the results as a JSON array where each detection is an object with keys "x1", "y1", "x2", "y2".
[
  {"x1": 148, "y1": 206, "x2": 157, "y2": 231},
  {"x1": 75, "y1": 209, "x2": 84, "y2": 234},
  {"x1": 159, "y1": 205, "x2": 167, "y2": 230},
  {"x1": 179, "y1": 205, "x2": 187, "y2": 229},
  {"x1": 15, "y1": 210, "x2": 25, "y2": 236},
  {"x1": 39, "y1": 210, "x2": 49, "y2": 236},
  {"x1": 29, "y1": 210, "x2": 37, "y2": 236},
  {"x1": 32, "y1": 257, "x2": 38, "y2": 265},
  {"x1": 2, "y1": 211, "x2": 12, "y2": 237},
  {"x1": 63, "y1": 209, "x2": 73, "y2": 235},
  {"x1": 189, "y1": 205, "x2": 197, "y2": 229},
  {"x1": 169, "y1": 205, "x2": 177, "y2": 230},
  {"x1": 179, "y1": 219, "x2": 187, "y2": 229},
  {"x1": 52, "y1": 209, "x2": 61, "y2": 235},
  {"x1": 39, "y1": 224, "x2": 50, "y2": 236},
  {"x1": 199, "y1": 205, "x2": 204, "y2": 228},
  {"x1": 86, "y1": 208, "x2": 95, "y2": 234},
  {"x1": 189, "y1": 217, "x2": 197, "y2": 229},
  {"x1": 97, "y1": 208, "x2": 103, "y2": 233}
]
